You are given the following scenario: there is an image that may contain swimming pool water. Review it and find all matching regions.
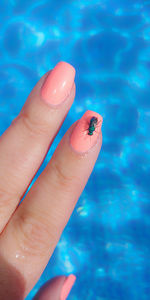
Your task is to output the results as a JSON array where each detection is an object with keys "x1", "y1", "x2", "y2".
[{"x1": 0, "y1": 1, "x2": 150, "y2": 299}]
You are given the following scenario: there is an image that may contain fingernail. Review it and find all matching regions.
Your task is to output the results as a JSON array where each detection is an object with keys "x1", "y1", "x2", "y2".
[
  {"x1": 60, "y1": 274, "x2": 76, "y2": 300},
  {"x1": 70, "y1": 110, "x2": 103, "y2": 153},
  {"x1": 41, "y1": 61, "x2": 75, "y2": 106}
]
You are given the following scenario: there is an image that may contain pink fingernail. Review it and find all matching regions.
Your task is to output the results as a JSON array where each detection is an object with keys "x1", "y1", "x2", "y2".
[
  {"x1": 41, "y1": 61, "x2": 75, "y2": 105},
  {"x1": 70, "y1": 110, "x2": 103, "y2": 153},
  {"x1": 60, "y1": 274, "x2": 76, "y2": 300}
]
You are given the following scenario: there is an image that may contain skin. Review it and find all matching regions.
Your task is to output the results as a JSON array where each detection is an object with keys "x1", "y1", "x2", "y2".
[{"x1": 0, "y1": 70, "x2": 102, "y2": 299}]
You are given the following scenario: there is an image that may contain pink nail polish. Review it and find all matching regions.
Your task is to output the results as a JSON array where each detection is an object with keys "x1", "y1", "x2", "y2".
[
  {"x1": 41, "y1": 61, "x2": 75, "y2": 105},
  {"x1": 70, "y1": 110, "x2": 103, "y2": 153},
  {"x1": 60, "y1": 274, "x2": 76, "y2": 300}
]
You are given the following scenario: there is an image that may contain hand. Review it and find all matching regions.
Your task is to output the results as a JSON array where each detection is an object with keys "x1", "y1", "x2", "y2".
[{"x1": 0, "y1": 61, "x2": 103, "y2": 299}]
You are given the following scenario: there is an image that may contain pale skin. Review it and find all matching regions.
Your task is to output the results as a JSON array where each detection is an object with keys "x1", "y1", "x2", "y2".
[{"x1": 0, "y1": 71, "x2": 102, "y2": 299}]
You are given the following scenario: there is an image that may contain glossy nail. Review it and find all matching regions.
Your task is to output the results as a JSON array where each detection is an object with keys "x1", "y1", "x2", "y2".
[
  {"x1": 41, "y1": 61, "x2": 75, "y2": 105},
  {"x1": 70, "y1": 110, "x2": 103, "y2": 153},
  {"x1": 60, "y1": 274, "x2": 76, "y2": 300}
]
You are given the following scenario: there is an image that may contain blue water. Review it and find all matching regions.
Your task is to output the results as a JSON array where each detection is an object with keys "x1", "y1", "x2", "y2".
[{"x1": 0, "y1": 1, "x2": 150, "y2": 299}]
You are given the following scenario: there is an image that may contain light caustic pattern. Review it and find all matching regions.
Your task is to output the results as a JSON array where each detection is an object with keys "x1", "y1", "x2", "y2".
[{"x1": 0, "y1": 1, "x2": 150, "y2": 299}]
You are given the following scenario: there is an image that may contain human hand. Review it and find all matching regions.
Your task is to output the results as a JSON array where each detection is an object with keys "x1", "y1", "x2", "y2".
[{"x1": 0, "y1": 61, "x2": 103, "y2": 299}]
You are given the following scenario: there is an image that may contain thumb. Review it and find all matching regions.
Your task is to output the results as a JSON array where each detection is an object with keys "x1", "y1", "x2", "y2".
[{"x1": 33, "y1": 274, "x2": 76, "y2": 300}]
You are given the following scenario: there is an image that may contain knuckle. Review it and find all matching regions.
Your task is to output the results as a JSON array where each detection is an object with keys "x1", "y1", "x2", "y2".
[
  {"x1": 13, "y1": 210, "x2": 54, "y2": 258},
  {"x1": 51, "y1": 159, "x2": 73, "y2": 190},
  {"x1": 0, "y1": 187, "x2": 15, "y2": 213},
  {"x1": 19, "y1": 111, "x2": 49, "y2": 137}
]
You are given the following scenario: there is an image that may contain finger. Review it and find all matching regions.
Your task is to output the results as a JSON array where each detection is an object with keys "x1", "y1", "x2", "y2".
[
  {"x1": 0, "y1": 61, "x2": 75, "y2": 232},
  {"x1": 0, "y1": 110, "x2": 102, "y2": 297},
  {"x1": 33, "y1": 274, "x2": 76, "y2": 300}
]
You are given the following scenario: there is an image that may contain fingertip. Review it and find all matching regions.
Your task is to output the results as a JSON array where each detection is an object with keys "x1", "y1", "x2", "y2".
[
  {"x1": 33, "y1": 274, "x2": 76, "y2": 300},
  {"x1": 60, "y1": 274, "x2": 76, "y2": 300},
  {"x1": 70, "y1": 110, "x2": 103, "y2": 154},
  {"x1": 41, "y1": 61, "x2": 76, "y2": 106}
]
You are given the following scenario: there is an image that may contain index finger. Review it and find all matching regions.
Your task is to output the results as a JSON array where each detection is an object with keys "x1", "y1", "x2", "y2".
[{"x1": 0, "y1": 61, "x2": 75, "y2": 232}]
